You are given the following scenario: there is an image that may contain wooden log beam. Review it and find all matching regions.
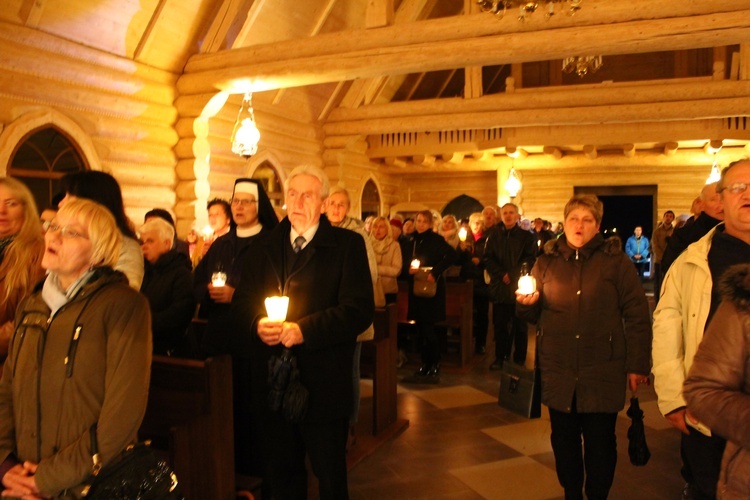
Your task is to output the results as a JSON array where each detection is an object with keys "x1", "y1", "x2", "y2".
[
  {"x1": 177, "y1": 6, "x2": 750, "y2": 94},
  {"x1": 664, "y1": 142, "x2": 679, "y2": 156},
  {"x1": 543, "y1": 146, "x2": 563, "y2": 160},
  {"x1": 413, "y1": 154, "x2": 436, "y2": 166},
  {"x1": 506, "y1": 147, "x2": 528, "y2": 159},
  {"x1": 0, "y1": 23, "x2": 175, "y2": 99},
  {"x1": 583, "y1": 145, "x2": 598, "y2": 160},
  {"x1": 324, "y1": 97, "x2": 750, "y2": 136},
  {"x1": 183, "y1": 1, "x2": 750, "y2": 73},
  {"x1": 384, "y1": 156, "x2": 406, "y2": 168},
  {"x1": 441, "y1": 152, "x2": 464, "y2": 164},
  {"x1": 329, "y1": 80, "x2": 750, "y2": 123},
  {"x1": 703, "y1": 139, "x2": 724, "y2": 154}
]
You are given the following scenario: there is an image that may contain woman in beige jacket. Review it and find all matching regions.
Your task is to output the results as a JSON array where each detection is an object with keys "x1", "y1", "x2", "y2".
[{"x1": 369, "y1": 216, "x2": 402, "y2": 304}]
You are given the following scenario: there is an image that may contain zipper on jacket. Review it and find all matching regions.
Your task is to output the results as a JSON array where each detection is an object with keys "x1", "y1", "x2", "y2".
[
  {"x1": 64, "y1": 326, "x2": 82, "y2": 377},
  {"x1": 575, "y1": 249, "x2": 579, "y2": 260}
]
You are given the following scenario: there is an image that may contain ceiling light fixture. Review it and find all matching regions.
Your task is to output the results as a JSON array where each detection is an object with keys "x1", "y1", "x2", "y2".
[
  {"x1": 477, "y1": 0, "x2": 583, "y2": 22},
  {"x1": 505, "y1": 166, "x2": 522, "y2": 198},
  {"x1": 231, "y1": 93, "x2": 261, "y2": 157},
  {"x1": 562, "y1": 55, "x2": 603, "y2": 77},
  {"x1": 706, "y1": 154, "x2": 721, "y2": 185}
]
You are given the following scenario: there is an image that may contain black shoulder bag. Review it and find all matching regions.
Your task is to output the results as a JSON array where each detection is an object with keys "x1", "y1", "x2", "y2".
[{"x1": 82, "y1": 425, "x2": 182, "y2": 499}]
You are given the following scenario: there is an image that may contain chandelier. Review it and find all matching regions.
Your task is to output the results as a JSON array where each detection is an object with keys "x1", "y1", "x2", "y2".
[
  {"x1": 505, "y1": 166, "x2": 522, "y2": 197},
  {"x1": 477, "y1": 0, "x2": 583, "y2": 21},
  {"x1": 562, "y1": 55, "x2": 603, "y2": 77},
  {"x1": 230, "y1": 93, "x2": 261, "y2": 157},
  {"x1": 706, "y1": 154, "x2": 721, "y2": 185}
]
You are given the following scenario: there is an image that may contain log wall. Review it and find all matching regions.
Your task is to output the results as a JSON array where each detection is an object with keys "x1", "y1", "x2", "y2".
[{"x1": 0, "y1": 22, "x2": 178, "y2": 227}]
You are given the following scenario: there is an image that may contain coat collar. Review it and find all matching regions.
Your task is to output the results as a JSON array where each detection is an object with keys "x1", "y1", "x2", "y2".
[
  {"x1": 719, "y1": 263, "x2": 750, "y2": 314},
  {"x1": 546, "y1": 233, "x2": 615, "y2": 260}
]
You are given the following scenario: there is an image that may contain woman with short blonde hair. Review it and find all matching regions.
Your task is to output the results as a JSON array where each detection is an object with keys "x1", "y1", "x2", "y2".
[{"x1": 0, "y1": 197, "x2": 150, "y2": 498}]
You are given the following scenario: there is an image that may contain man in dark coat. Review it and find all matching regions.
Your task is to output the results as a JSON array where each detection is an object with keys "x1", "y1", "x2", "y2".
[
  {"x1": 661, "y1": 182, "x2": 724, "y2": 273},
  {"x1": 139, "y1": 217, "x2": 194, "y2": 355},
  {"x1": 232, "y1": 165, "x2": 374, "y2": 499},
  {"x1": 483, "y1": 203, "x2": 537, "y2": 369},
  {"x1": 532, "y1": 217, "x2": 556, "y2": 256}
]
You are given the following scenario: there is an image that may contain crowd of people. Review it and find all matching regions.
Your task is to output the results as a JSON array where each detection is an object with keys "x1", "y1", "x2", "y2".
[{"x1": 0, "y1": 158, "x2": 748, "y2": 498}]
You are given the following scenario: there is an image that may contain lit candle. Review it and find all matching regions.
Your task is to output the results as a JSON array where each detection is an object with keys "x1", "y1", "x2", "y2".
[
  {"x1": 410, "y1": 259, "x2": 421, "y2": 269},
  {"x1": 458, "y1": 227, "x2": 468, "y2": 242},
  {"x1": 211, "y1": 271, "x2": 227, "y2": 287},
  {"x1": 265, "y1": 296, "x2": 289, "y2": 322},
  {"x1": 518, "y1": 274, "x2": 537, "y2": 295},
  {"x1": 202, "y1": 224, "x2": 214, "y2": 239}
]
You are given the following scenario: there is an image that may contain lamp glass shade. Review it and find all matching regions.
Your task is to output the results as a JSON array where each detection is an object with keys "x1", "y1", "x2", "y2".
[{"x1": 231, "y1": 93, "x2": 261, "y2": 157}]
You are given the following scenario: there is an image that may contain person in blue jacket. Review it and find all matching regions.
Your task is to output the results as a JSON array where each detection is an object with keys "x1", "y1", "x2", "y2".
[{"x1": 625, "y1": 226, "x2": 650, "y2": 278}]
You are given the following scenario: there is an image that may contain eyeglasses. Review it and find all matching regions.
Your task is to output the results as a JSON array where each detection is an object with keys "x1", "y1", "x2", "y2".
[
  {"x1": 45, "y1": 222, "x2": 88, "y2": 240},
  {"x1": 719, "y1": 182, "x2": 749, "y2": 195},
  {"x1": 231, "y1": 198, "x2": 257, "y2": 207}
]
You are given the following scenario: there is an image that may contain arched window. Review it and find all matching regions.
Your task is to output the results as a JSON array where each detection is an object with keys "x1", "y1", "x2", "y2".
[
  {"x1": 251, "y1": 160, "x2": 283, "y2": 207},
  {"x1": 361, "y1": 179, "x2": 380, "y2": 219},
  {"x1": 8, "y1": 127, "x2": 86, "y2": 212}
]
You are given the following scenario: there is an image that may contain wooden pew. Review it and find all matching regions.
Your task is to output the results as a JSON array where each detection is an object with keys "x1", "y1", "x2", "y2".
[
  {"x1": 397, "y1": 279, "x2": 474, "y2": 367},
  {"x1": 363, "y1": 303, "x2": 399, "y2": 434},
  {"x1": 139, "y1": 354, "x2": 235, "y2": 500}
]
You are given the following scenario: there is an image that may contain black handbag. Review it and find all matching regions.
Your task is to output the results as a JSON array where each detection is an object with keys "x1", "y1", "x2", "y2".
[
  {"x1": 83, "y1": 425, "x2": 182, "y2": 499},
  {"x1": 498, "y1": 326, "x2": 542, "y2": 419},
  {"x1": 498, "y1": 360, "x2": 542, "y2": 419}
]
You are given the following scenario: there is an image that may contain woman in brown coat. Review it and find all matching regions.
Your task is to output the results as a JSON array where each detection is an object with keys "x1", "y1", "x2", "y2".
[
  {"x1": 517, "y1": 194, "x2": 652, "y2": 500},
  {"x1": 0, "y1": 199, "x2": 151, "y2": 498},
  {"x1": 684, "y1": 264, "x2": 750, "y2": 500}
]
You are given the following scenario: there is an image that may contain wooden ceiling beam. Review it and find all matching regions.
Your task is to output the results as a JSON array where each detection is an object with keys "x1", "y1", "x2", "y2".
[
  {"x1": 201, "y1": 0, "x2": 249, "y2": 54},
  {"x1": 330, "y1": 80, "x2": 750, "y2": 123},
  {"x1": 19, "y1": 0, "x2": 45, "y2": 27},
  {"x1": 178, "y1": 4, "x2": 750, "y2": 94},
  {"x1": 339, "y1": 0, "x2": 437, "y2": 109},
  {"x1": 324, "y1": 97, "x2": 750, "y2": 136},
  {"x1": 133, "y1": 0, "x2": 170, "y2": 62}
]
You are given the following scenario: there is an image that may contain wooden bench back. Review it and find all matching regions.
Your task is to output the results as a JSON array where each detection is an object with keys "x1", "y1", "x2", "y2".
[
  {"x1": 140, "y1": 354, "x2": 235, "y2": 500},
  {"x1": 396, "y1": 279, "x2": 473, "y2": 328}
]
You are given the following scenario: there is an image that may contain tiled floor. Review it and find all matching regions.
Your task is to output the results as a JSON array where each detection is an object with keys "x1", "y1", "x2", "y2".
[{"x1": 348, "y1": 284, "x2": 686, "y2": 499}]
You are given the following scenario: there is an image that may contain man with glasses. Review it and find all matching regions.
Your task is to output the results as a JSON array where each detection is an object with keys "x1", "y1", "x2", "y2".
[{"x1": 653, "y1": 159, "x2": 750, "y2": 500}]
